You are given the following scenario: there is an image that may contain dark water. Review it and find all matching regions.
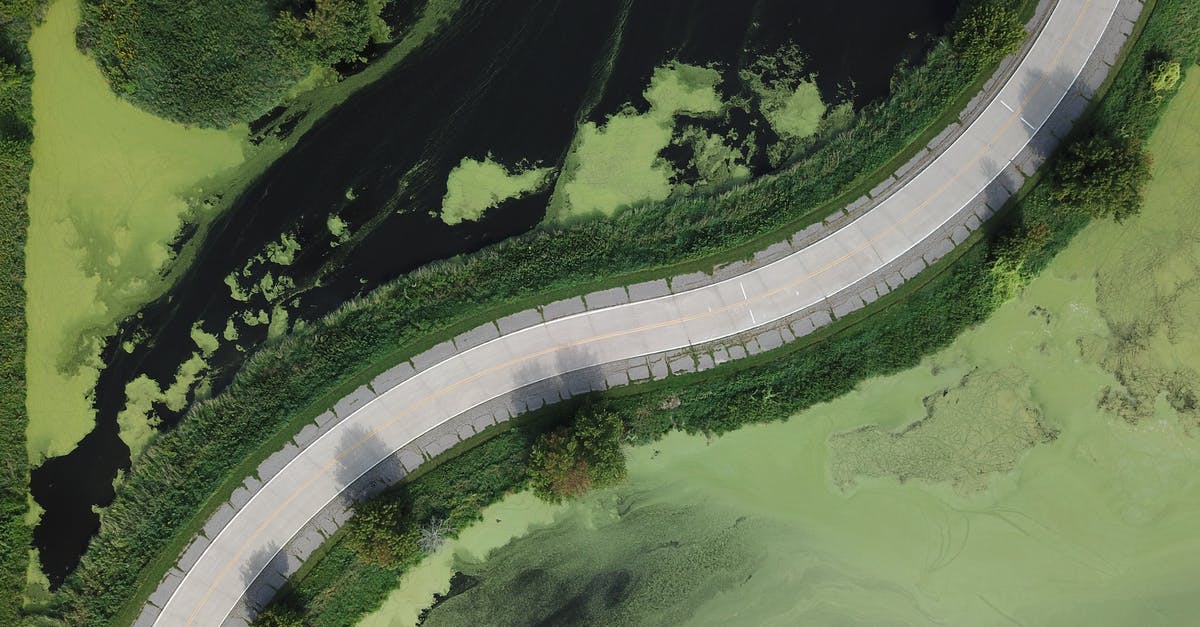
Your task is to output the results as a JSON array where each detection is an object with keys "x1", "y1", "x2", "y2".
[{"x1": 31, "y1": 0, "x2": 958, "y2": 584}]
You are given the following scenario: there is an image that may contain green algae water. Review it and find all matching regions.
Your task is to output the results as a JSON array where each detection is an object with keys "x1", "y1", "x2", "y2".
[
  {"x1": 363, "y1": 71, "x2": 1200, "y2": 626},
  {"x1": 362, "y1": 71, "x2": 1200, "y2": 626}
]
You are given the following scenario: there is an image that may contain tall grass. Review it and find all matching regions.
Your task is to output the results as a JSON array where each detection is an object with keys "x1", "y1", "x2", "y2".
[{"x1": 0, "y1": 1, "x2": 44, "y2": 623}]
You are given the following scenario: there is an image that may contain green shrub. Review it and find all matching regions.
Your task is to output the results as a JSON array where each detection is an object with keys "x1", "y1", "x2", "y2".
[
  {"x1": 76, "y1": 0, "x2": 385, "y2": 127},
  {"x1": 529, "y1": 408, "x2": 626, "y2": 502},
  {"x1": 343, "y1": 500, "x2": 421, "y2": 567},
  {"x1": 276, "y1": 0, "x2": 376, "y2": 67},
  {"x1": 255, "y1": 603, "x2": 307, "y2": 627},
  {"x1": 952, "y1": 2, "x2": 1026, "y2": 69},
  {"x1": 1148, "y1": 59, "x2": 1182, "y2": 93},
  {"x1": 1051, "y1": 133, "x2": 1152, "y2": 221}
]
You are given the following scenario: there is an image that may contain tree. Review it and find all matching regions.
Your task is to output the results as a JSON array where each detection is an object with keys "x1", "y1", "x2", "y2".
[
  {"x1": 528, "y1": 430, "x2": 590, "y2": 501},
  {"x1": 528, "y1": 408, "x2": 626, "y2": 502},
  {"x1": 952, "y1": 3, "x2": 1026, "y2": 69},
  {"x1": 276, "y1": 0, "x2": 374, "y2": 66},
  {"x1": 1051, "y1": 133, "x2": 1152, "y2": 221},
  {"x1": 343, "y1": 499, "x2": 420, "y2": 566}
]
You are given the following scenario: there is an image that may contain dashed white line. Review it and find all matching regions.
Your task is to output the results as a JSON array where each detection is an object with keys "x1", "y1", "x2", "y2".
[
  {"x1": 1020, "y1": 116, "x2": 1036, "y2": 130},
  {"x1": 739, "y1": 282, "x2": 757, "y2": 324},
  {"x1": 999, "y1": 99, "x2": 1015, "y2": 112}
]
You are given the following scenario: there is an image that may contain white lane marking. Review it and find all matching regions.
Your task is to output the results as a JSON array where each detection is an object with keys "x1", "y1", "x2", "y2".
[
  {"x1": 739, "y1": 282, "x2": 757, "y2": 324},
  {"x1": 1020, "y1": 116, "x2": 1036, "y2": 130},
  {"x1": 999, "y1": 99, "x2": 1015, "y2": 112}
]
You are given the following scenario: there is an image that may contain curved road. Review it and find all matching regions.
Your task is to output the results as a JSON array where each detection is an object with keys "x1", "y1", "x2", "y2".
[{"x1": 149, "y1": 0, "x2": 1128, "y2": 623}]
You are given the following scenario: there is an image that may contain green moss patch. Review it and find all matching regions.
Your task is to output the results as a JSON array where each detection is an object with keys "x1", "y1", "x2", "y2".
[{"x1": 440, "y1": 156, "x2": 551, "y2": 225}]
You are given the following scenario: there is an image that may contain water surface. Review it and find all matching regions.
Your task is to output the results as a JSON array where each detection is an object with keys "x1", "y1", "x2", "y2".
[{"x1": 375, "y1": 70, "x2": 1200, "y2": 626}]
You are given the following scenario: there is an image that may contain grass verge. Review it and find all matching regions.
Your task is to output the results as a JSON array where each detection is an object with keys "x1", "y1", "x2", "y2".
[{"x1": 0, "y1": 1, "x2": 45, "y2": 623}]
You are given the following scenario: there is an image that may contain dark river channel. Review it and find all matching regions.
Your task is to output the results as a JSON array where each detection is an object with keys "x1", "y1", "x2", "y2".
[{"x1": 32, "y1": 0, "x2": 959, "y2": 584}]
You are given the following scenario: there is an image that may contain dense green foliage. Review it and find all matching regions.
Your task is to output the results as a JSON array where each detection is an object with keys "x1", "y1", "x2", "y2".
[
  {"x1": 252, "y1": 1, "x2": 1200, "y2": 623},
  {"x1": 1051, "y1": 133, "x2": 1152, "y2": 221},
  {"x1": 952, "y1": 2, "x2": 1027, "y2": 69},
  {"x1": 0, "y1": 1, "x2": 41, "y2": 623},
  {"x1": 44, "y1": 2, "x2": 1045, "y2": 623},
  {"x1": 529, "y1": 408, "x2": 626, "y2": 501},
  {"x1": 265, "y1": 430, "x2": 532, "y2": 626},
  {"x1": 76, "y1": 0, "x2": 386, "y2": 127}
]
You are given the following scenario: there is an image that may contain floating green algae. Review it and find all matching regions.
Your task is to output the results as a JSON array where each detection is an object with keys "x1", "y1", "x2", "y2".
[
  {"x1": 674, "y1": 126, "x2": 752, "y2": 193},
  {"x1": 115, "y1": 320, "x2": 221, "y2": 458},
  {"x1": 547, "y1": 62, "x2": 724, "y2": 220},
  {"x1": 741, "y1": 44, "x2": 827, "y2": 140},
  {"x1": 828, "y1": 366, "x2": 1058, "y2": 495},
  {"x1": 372, "y1": 71, "x2": 1200, "y2": 627},
  {"x1": 327, "y1": 213, "x2": 351, "y2": 246},
  {"x1": 440, "y1": 156, "x2": 551, "y2": 225},
  {"x1": 24, "y1": 0, "x2": 245, "y2": 463}
]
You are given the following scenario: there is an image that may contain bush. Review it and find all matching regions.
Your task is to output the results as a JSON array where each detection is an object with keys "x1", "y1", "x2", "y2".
[
  {"x1": 76, "y1": 0, "x2": 385, "y2": 127},
  {"x1": 276, "y1": 0, "x2": 377, "y2": 67},
  {"x1": 529, "y1": 408, "x2": 626, "y2": 502},
  {"x1": 1051, "y1": 133, "x2": 1152, "y2": 221},
  {"x1": 343, "y1": 500, "x2": 420, "y2": 567},
  {"x1": 952, "y1": 2, "x2": 1026, "y2": 69},
  {"x1": 255, "y1": 603, "x2": 307, "y2": 627}
]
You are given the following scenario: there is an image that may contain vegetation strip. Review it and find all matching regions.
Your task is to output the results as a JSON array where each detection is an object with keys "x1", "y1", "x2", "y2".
[
  {"x1": 0, "y1": 1, "x2": 44, "y2": 623},
  {"x1": 259, "y1": 0, "x2": 1198, "y2": 623},
  {"x1": 38, "y1": 1, "x2": 1047, "y2": 625}
]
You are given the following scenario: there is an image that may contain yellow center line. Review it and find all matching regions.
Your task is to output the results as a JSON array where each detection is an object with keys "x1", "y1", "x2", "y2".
[{"x1": 180, "y1": 3, "x2": 1093, "y2": 623}]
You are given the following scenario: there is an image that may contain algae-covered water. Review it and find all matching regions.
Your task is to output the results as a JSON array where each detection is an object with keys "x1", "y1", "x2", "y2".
[{"x1": 364, "y1": 73, "x2": 1200, "y2": 626}]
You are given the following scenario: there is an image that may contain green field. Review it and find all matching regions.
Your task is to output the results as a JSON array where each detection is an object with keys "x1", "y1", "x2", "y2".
[
  {"x1": 388, "y1": 67, "x2": 1200, "y2": 627},
  {"x1": 24, "y1": 0, "x2": 245, "y2": 464}
]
